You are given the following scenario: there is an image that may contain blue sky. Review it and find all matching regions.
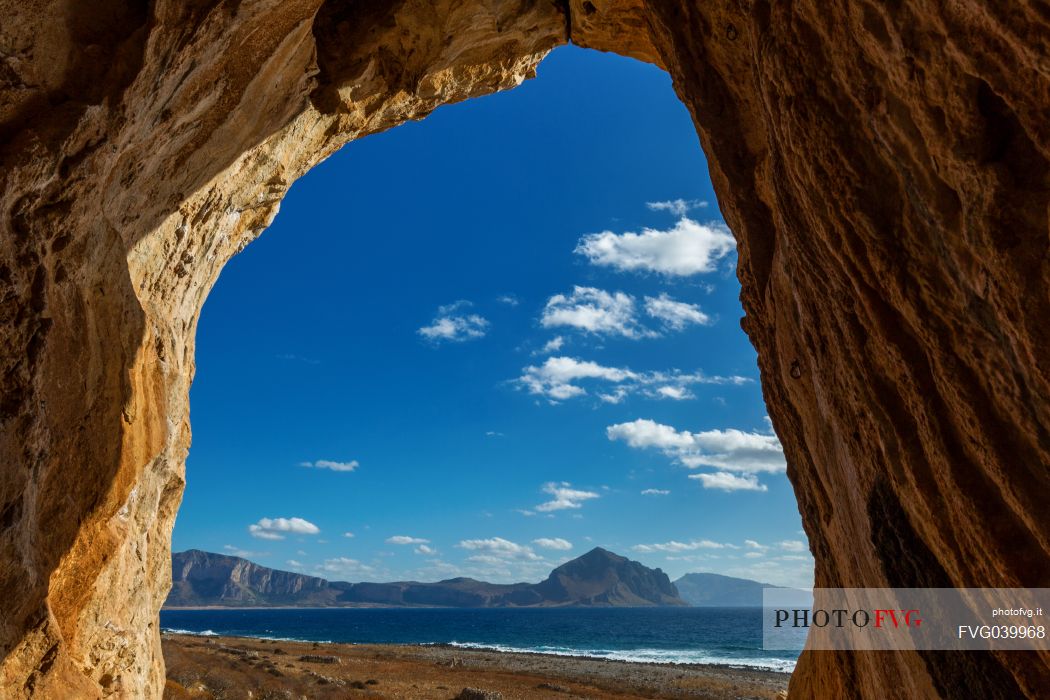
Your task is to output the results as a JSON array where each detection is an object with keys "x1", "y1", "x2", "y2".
[{"x1": 173, "y1": 46, "x2": 813, "y2": 589}]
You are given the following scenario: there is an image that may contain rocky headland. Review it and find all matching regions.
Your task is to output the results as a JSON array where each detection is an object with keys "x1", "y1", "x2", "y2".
[{"x1": 167, "y1": 547, "x2": 686, "y2": 608}]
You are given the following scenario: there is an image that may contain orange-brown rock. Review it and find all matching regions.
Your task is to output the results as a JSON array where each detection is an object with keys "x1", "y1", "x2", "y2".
[{"x1": 1, "y1": 1, "x2": 1047, "y2": 698}]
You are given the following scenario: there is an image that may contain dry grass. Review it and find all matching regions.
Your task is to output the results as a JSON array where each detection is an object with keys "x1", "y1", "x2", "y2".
[{"x1": 162, "y1": 633, "x2": 789, "y2": 700}]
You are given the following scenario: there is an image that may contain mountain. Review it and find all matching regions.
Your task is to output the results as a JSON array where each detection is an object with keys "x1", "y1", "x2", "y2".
[
  {"x1": 673, "y1": 572, "x2": 802, "y2": 606},
  {"x1": 168, "y1": 549, "x2": 344, "y2": 606},
  {"x1": 166, "y1": 547, "x2": 687, "y2": 608},
  {"x1": 533, "y1": 547, "x2": 685, "y2": 606}
]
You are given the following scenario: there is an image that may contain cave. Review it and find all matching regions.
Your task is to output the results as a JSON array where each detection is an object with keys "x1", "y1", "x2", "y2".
[{"x1": 1, "y1": 0, "x2": 1048, "y2": 698}]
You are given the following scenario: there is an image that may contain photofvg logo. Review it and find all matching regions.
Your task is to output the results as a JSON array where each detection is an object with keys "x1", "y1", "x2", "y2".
[
  {"x1": 774, "y1": 607, "x2": 923, "y2": 630},
  {"x1": 762, "y1": 588, "x2": 1050, "y2": 651}
]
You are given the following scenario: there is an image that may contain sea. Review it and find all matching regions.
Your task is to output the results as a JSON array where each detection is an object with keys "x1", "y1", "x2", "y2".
[{"x1": 160, "y1": 607, "x2": 802, "y2": 673}]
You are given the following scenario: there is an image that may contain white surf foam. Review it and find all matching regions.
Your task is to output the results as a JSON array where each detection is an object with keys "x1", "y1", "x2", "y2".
[{"x1": 443, "y1": 641, "x2": 797, "y2": 672}]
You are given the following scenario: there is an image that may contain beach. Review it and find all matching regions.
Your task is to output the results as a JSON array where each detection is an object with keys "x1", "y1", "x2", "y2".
[{"x1": 162, "y1": 632, "x2": 790, "y2": 699}]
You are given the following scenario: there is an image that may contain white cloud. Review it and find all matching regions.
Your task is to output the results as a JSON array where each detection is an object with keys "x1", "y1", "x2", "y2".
[
  {"x1": 223, "y1": 545, "x2": 266, "y2": 559},
  {"x1": 415, "y1": 544, "x2": 438, "y2": 555},
  {"x1": 535, "y1": 482, "x2": 600, "y2": 512},
  {"x1": 655, "y1": 385, "x2": 691, "y2": 400},
  {"x1": 412, "y1": 559, "x2": 463, "y2": 577},
  {"x1": 536, "y1": 336, "x2": 565, "y2": 354},
  {"x1": 670, "y1": 372, "x2": 753, "y2": 387},
  {"x1": 632, "y1": 539, "x2": 730, "y2": 553},
  {"x1": 598, "y1": 387, "x2": 629, "y2": 404},
  {"x1": 608, "y1": 419, "x2": 695, "y2": 452},
  {"x1": 418, "y1": 301, "x2": 489, "y2": 343},
  {"x1": 517, "y1": 357, "x2": 750, "y2": 404},
  {"x1": 744, "y1": 539, "x2": 769, "y2": 551},
  {"x1": 607, "y1": 419, "x2": 786, "y2": 473},
  {"x1": 640, "y1": 488, "x2": 670, "y2": 496},
  {"x1": 540, "y1": 286, "x2": 654, "y2": 339},
  {"x1": 496, "y1": 294, "x2": 520, "y2": 306},
  {"x1": 299, "y1": 459, "x2": 359, "y2": 472},
  {"x1": 457, "y1": 537, "x2": 541, "y2": 561},
  {"x1": 317, "y1": 557, "x2": 376, "y2": 578},
  {"x1": 716, "y1": 558, "x2": 815, "y2": 590},
  {"x1": 646, "y1": 199, "x2": 708, "y2": 216},
  {"x1": 644, "y1": 293, "x2": 711, "y2": 330},
  {"x1": 533, "y1": 538, "x2": 573, "y2": 551},
  {"x1": 248, "y1": 517, "x2": 320, "y2": 540},
  {"x1": 779, "y1": 540, "x2": 807, "y2": 553},
  {"x1": 455, "y1": 551, "x2": 563, "y2": 584},
  {"x1": 575, "y1": 217, "x2": 735, "y2": 276},
  {"x1": 518, "y1": 356, "x2": 635, "y2": 402},
  {"x1": 343, "y1": 532, "x2": 355, "y2": 538},
  {"x1": 386, "y1": 535, "x2": 429, "y2": 545},
  {"x1": 689, "y1": 471, "x2": 768, "y2": 492},
  {"x1": 744, "y1": 551, "x2": 764, "y2": 559},
  {"x1": 286, "y1": 559, "x2": 304, "y2": 568},
  {"x1": 664, "y1": 554, "x2": 721, "y2": 563},
  {"x1": 539, "y1": 288, "x2": 722, "y2": 341},
  {"x1": 464, "y1": 554, "x2": 511, "y2": 566}
]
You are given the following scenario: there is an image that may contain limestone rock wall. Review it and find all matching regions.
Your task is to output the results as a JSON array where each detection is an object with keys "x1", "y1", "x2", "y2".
[
  {"x1": 0, "y1": 1, "x2": 564, "y2": 696},
  {"x1": 598, "y1": 2, "x2": 1050, "y2": 697},
  {"x1": 0, "y1": 0, "x2": 1047, "y2": 697}
]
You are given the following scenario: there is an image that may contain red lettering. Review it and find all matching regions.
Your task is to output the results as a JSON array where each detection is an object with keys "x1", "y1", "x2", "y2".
[{"x1": 874, "y1": 609, "x2": 900, "y2": 628}]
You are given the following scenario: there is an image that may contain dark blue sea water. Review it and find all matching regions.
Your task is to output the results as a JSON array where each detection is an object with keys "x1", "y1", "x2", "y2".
[{"x1": 160, "y1": 607, "x2": 801, "y2": 672}]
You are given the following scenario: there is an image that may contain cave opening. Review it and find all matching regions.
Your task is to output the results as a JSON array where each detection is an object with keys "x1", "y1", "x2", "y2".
[
  {"x1": 165, "y1": 45, "x2": 811, "y2": 669},
  {"x1": 4, "y1": 1, "x2": 1046, "y2": 697}
]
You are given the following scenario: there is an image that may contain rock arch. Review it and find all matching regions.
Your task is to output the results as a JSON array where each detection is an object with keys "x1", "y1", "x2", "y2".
[{"x1": 1, "y1": 0, "x2": 1047, "y2": 697}]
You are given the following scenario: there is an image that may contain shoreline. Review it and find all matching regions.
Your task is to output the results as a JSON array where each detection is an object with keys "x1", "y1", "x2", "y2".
[
  {"x1": 163, "y1": 632, "x2": 791, "y2": 699},
  {"x1": 160, "y1": 627, "x2": 796, "y2": 674}
]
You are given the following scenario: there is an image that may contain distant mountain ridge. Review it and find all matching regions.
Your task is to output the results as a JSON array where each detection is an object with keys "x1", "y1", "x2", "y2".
[
  {"x1": 168, "y1": 549, "x2": 337, "y2": 607},
  {"x1": 672, "y1": 572, "x2": 805, "y2": 606},
  {"x1": 166, "y1": 547, "x2": 687, "y2": 608}
]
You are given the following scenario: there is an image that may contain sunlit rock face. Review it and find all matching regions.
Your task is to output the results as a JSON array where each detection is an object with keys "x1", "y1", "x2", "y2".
[{"x1": 1, "y1": 0, "x2": 1047, "y2": 697}]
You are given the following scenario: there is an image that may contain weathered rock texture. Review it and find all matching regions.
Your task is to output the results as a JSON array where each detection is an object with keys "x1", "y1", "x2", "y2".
[{"x1": 0, "y1": 0, "x2": 1047, "y2": 697}]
